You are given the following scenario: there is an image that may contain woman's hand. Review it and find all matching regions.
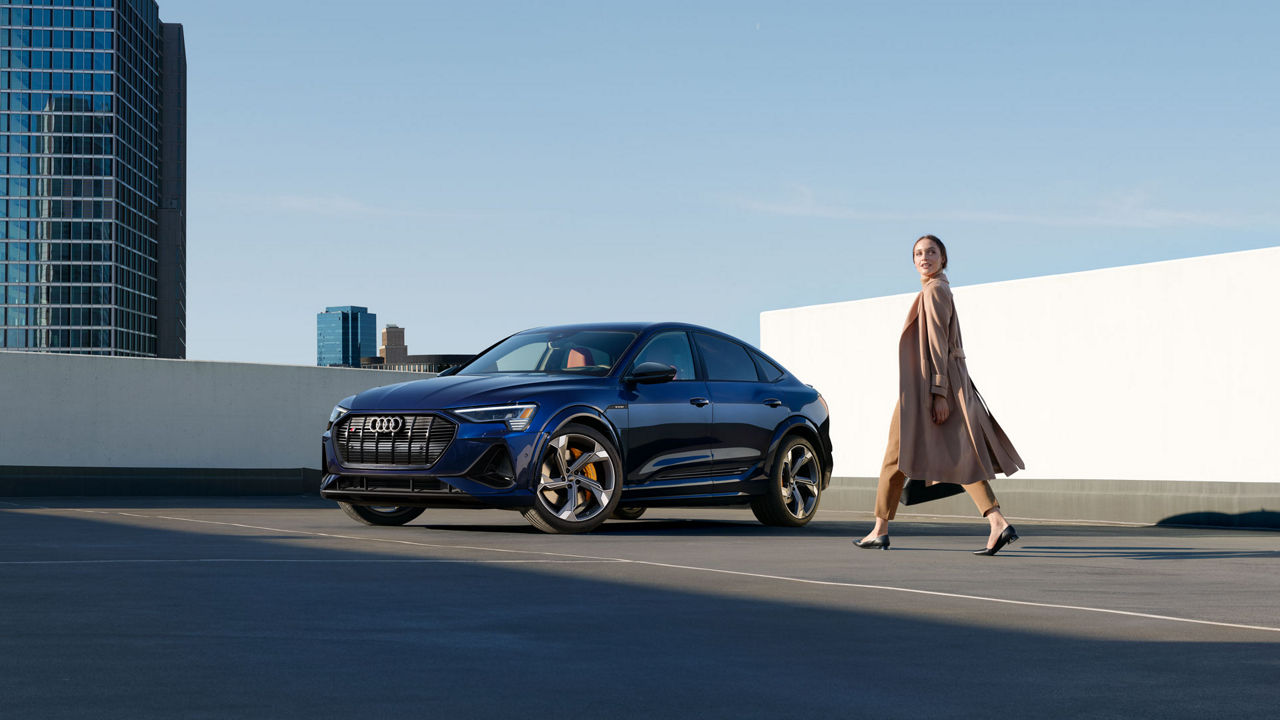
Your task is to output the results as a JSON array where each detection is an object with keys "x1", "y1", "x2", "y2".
[{"x1": 932, "y1": 394, "x2": 950, "y2": 424}]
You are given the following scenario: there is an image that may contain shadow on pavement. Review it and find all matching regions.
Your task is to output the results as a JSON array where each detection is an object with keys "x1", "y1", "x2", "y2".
[
  {"x1": 1158, "y1": 509, "x2": 1280, "y2": 530},
  {"x1": 417, "y1": 511, "x2": 1279, "y2": 546},
  {"x1": 2, "y1": 503, "x2": 1278, "y2": 719},
  {"x1": 1005, "y1": 545, "x2": 1280, "y2": 561}
]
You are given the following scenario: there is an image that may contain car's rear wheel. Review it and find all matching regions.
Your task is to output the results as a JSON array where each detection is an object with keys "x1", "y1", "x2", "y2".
[
  {"x1": 338, "y1": 502, "x2": 426, "y2": 526},
  {"x1": 612, "y1": 507, "x2": 647, "y2": 520},
  {"x1": 522, "y1": 424, "x2": 622, "y2": 534},
  {"x1": 751, "y1": 435, "x2": 823, "y2": 527}
]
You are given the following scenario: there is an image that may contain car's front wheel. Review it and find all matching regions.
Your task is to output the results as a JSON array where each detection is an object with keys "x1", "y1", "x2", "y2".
[
  {"x1": 751, "y1": 435, "x2": 823, "y2": 527},
  {"x1": 338, "y1": 502, "x2": 426, "y2": 526},
  {"x1": 522, "y1": 424, "x2": 622, "y2": 534}
]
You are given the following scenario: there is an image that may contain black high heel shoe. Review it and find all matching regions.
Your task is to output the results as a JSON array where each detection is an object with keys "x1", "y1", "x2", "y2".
[
  {"x1": 973, "y1": 525, "x2": 1018, "y2": 556},
  {"x1": 853, "y1": 535, "x2": 890, "y2": 550}
]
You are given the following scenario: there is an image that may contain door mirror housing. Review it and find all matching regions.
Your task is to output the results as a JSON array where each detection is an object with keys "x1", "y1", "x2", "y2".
[{"x1": 627, "y1": 362, "x2": 678, "y2": 385}]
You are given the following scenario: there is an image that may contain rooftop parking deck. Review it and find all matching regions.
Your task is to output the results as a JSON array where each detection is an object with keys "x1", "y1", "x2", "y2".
[{"x1": 1, "y1": 498, "x2": 1277, "y2": 719}]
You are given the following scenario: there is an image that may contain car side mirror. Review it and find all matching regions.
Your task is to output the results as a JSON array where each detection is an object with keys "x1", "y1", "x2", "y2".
[
  {"x1": 627, "y1": 362, "x2": 678, "y2": 385},
  {"x1": 437, "y1": 364, "x2": 462, "y2": 377}
]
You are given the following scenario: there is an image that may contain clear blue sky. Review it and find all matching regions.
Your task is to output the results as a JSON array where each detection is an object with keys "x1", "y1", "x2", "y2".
[{"x1": 162, "y1": 0, "x2": 1279, "y2": 364}]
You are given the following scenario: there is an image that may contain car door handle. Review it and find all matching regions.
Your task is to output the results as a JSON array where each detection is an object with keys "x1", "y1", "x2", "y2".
[
  {"x1": 763, "y1": 398, "x2": 782, "y2": 408},
  {"x1": 689, "y1": 397, "x2": 710, "y2": 407}
]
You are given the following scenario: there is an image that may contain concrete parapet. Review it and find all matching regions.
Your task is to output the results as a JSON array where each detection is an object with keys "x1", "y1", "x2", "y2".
[{"x1": 0, "y1": 351, "x2": 425, "y2": 495}]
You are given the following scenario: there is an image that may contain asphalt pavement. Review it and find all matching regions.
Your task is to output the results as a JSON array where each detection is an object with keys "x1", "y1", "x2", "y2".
[{"x1": 1, "y1": 497, "x2": 1277, "y2": 719}]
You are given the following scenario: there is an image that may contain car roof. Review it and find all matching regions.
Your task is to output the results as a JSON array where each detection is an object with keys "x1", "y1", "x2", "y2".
[
  {"x1": 515, "y1": 321, "x2": 724, "y2": 336},
  {"x1": 469, "y1": 321, "x2": 791, "y2": 378}
]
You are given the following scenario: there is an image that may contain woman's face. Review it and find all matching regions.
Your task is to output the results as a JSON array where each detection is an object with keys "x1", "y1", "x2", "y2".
[{"x1": 914, "y1": 238, "x2": 943, "y2": 278}]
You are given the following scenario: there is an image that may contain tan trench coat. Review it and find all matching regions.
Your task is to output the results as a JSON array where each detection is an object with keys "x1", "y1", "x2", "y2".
[{"x1": 897, "y1": 272, "x2": 1024, "y2": 485}]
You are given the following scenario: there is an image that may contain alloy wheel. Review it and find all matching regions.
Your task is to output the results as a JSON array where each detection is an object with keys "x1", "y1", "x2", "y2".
[
  {"x1": 779, "y1": 443, "x2": 820, "y2": 519},
  {"x1": 535, "y1": 433, "x2": 617, "y2": 524}
]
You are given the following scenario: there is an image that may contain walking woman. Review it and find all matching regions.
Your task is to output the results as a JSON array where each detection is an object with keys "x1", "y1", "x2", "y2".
[{"x1": 855, "y1": 235, "x2": 1025, "y2": 555}]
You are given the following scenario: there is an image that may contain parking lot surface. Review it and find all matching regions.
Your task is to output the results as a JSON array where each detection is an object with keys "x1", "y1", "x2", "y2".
[{"x1": 1, "y1": 497, "x2": 1277, "y2": 719}]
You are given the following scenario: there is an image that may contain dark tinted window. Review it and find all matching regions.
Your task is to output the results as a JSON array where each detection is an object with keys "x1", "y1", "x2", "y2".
[
  {"x1": 751, "y1": 350, "x2": 784, "y2": 382},
  {"x1": 694, "y1": 333, "x2": 759, "y2": 382},
  {"x1": 631, "y1": 331, "x2": 697, "y2": 380}
]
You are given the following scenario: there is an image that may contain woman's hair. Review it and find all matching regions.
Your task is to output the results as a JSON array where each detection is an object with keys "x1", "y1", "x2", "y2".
[{"x1": 914, "y1": 234, "x2": 948, "y2": 270}]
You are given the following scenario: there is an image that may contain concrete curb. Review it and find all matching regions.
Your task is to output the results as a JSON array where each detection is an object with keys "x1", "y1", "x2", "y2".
[
  {"x1": 0, "y1": 466, "x2": 321, "y2": 496},
  {"x1": 822, "y1": 476, "x2": 1280, "y2": 529}
]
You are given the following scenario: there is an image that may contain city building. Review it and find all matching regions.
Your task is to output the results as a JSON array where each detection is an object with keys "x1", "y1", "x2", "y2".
[
  {"x1": 378, "y1": 322, "x2": 408, "y2": 364},
  {"x1": 316, "y1": 305, "x2": 375, "y2": 367},
  {"x1": 360, "y1": 323, "x2": 470, "y2": 373},
  {"x1": 1, "y1": 0, "x2": 187, "y2": 358}
]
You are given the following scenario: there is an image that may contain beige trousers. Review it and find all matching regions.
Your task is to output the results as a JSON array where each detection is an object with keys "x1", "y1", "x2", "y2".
[{"x1": 875, "y1": 402, "x2": 999, "y2": 521}]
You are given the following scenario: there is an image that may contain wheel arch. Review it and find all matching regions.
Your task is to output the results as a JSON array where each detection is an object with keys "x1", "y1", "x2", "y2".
[
  {"x1": 540, "y1": 406, "x2": 622, "y2": 450},
  {"x1": 764, "y1": 417, "x2": 831, "y2": 489}
]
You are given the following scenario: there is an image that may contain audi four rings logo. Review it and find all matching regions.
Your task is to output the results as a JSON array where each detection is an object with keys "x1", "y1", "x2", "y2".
[{"x1": 365, "y1": 416, "x2": 403, "y2": 434}]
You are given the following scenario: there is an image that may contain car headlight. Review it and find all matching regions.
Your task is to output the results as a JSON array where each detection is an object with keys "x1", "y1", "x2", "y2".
[
  {"x1": 327, "y1": 404, "x2": 349, "y2": 428},
  {"x1": 454, "y1": 403, "x2": 537, "y2": 431}
]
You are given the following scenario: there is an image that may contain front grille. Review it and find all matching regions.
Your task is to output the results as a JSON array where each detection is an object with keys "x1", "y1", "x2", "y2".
[{"x1": 334, "y1": 414, "x2": 456, "y2": 467}]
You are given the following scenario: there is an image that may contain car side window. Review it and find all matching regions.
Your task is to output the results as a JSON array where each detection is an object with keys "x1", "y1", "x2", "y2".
[
  {"x1": 694, "y1": 333, "x2": 759, "y2": 382},
  {"x1": 631, "y1": 331, "x2": 697, "y2": 380},
  {"x1": 750, "y1": 349, "x2": 784, "y2": 382}
]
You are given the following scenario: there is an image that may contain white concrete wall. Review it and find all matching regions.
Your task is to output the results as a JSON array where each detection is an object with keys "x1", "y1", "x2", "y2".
[
  {"x1": 0, "y1": 352, "x2": 425, "y2": 469},
  {"x1": 762, "y1": 246, "x2": 1280, "y2": 483}
]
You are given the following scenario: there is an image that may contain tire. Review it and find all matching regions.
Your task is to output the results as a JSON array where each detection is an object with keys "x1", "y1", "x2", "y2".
[
  {"x1": 338, "y1": 502, "x2": 426, "y2": 526},
  {"x1": 612, "y1": 507, "x2": 647, "y2": 520},
  {"x1": 751, "y1": 435, "x2": 823, "y2": 527},
  {"x1": 522, "y1": 423, "x2": 623, "y2": 534}
]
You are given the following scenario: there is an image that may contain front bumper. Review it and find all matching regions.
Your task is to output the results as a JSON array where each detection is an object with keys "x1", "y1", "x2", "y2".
[{"x1": 320, "y1": 411, "x2": 543, "y2": 508}]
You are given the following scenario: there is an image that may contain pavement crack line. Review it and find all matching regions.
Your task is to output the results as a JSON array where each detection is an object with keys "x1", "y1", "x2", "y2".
[{"x1": 10, "y1": 505, "x2": 1280, "y2": 635}]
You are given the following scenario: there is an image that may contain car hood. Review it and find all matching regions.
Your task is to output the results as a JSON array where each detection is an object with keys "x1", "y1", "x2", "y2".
[{"x1": 348, "y1": 373, "x2": 600, "y2": 411}]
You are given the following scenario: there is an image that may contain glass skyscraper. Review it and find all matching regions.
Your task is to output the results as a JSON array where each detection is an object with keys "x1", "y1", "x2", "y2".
[
  {"x1": 0, "y1": 0, "x2": 185, "y2": 358},
  {"x1": 317, "y1": 305, "x2": 376, "y2": 368}
]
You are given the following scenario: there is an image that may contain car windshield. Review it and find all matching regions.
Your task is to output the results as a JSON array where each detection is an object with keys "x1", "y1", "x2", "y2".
[{"x1": 456, "y1": 330, "x2": 639, "y2": 377}]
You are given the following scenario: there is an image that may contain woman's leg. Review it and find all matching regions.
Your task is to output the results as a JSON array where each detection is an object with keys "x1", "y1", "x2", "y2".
[
  {"x1": 862, "y1": 404, "x2": 905, "y2": 541},
  {"x1": 963, "y1": 481, "x2": 1011, "y2": 547},
  {"x1": 963, "y1": 481, "x2": 998, "y2": 516},
  {"x1": 874, "y1": 468, "x2": 907, "y2": 523}
]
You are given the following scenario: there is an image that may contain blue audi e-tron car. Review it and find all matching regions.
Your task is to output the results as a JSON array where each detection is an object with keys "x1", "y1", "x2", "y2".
[{"x1": 321, "y1": 322, "x2": 832, "y2": 534}]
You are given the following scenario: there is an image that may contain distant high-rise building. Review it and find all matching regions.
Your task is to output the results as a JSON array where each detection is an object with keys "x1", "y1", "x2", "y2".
[
  {"x1": 1, "y1": 0, "x2": 187, "y2": 357},
  {"x1": 317, "y1": 305, "x2": 376, "y2": 367}
]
